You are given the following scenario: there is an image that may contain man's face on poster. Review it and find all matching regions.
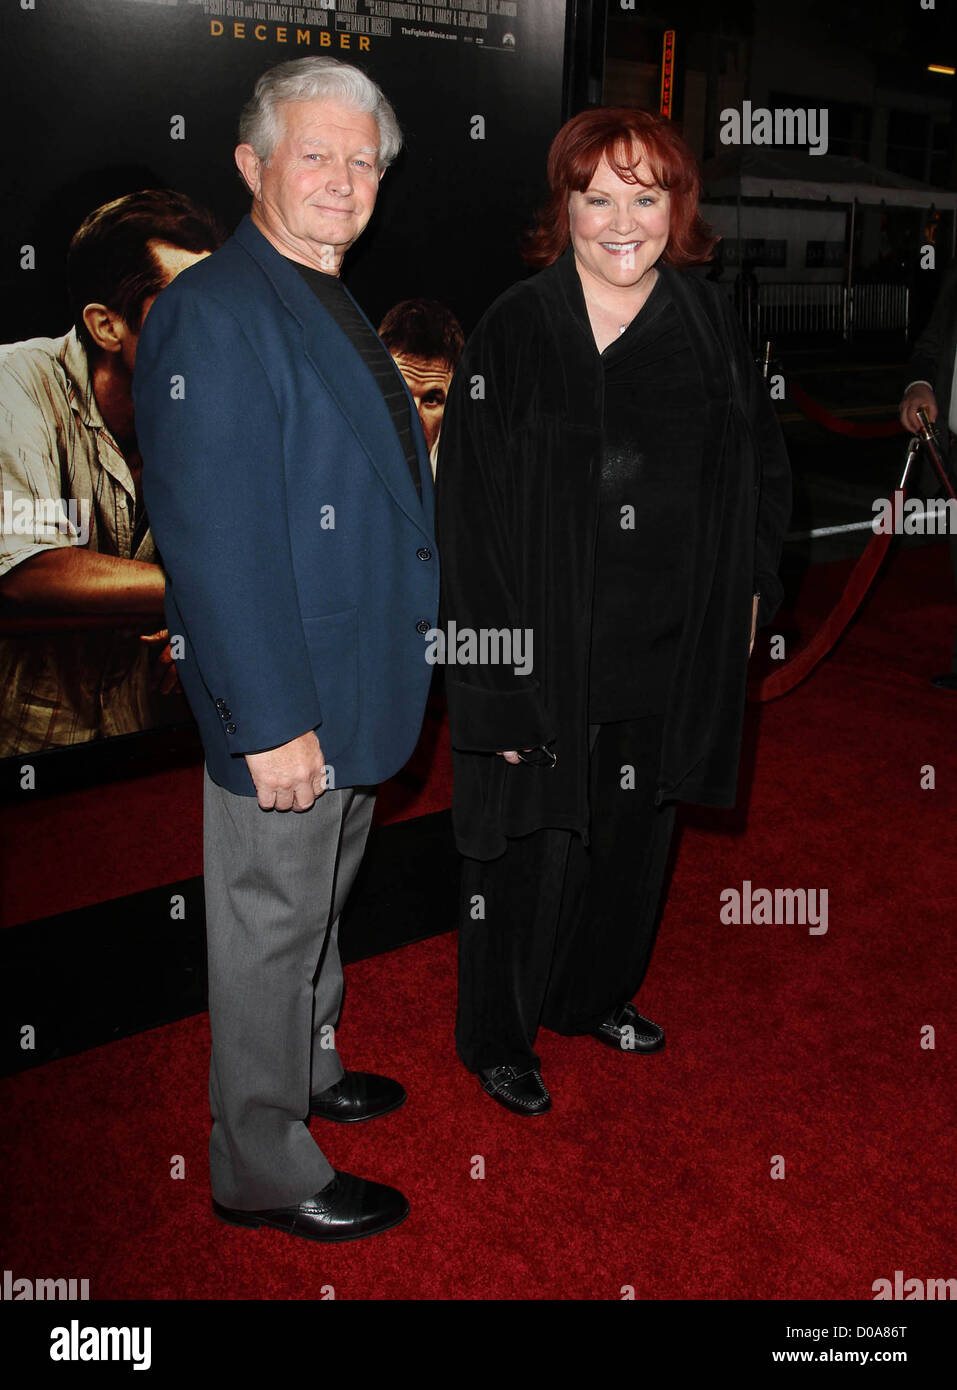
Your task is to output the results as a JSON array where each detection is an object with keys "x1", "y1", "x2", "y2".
[
  {"x1": 239, "y1": 97, "x2": 383, "y2": 266},
  {"x1": 86, "y1": 239, "x2": 211, "y2": 373},
  {"x1": 389, "y1": 353, "x2": 454, "y2": 454},
  {"x1": 128, "y1": 241, "x2": 210, "y2": 369}
]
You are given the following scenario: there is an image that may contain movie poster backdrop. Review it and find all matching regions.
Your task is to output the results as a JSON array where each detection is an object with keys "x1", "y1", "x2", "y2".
[{"x1": 0, "y1": 0, "x2": 567, "y2": 763}]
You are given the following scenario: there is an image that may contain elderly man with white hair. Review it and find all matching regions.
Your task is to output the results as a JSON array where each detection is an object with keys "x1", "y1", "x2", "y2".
[{"x1": 133, "y1": 58, "x2": 438, "y2": 1244}]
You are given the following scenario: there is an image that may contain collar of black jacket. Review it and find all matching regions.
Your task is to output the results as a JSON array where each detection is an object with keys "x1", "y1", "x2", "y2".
[{"x1": 536, "y1": 243, "x2": 732, "y2": 401}]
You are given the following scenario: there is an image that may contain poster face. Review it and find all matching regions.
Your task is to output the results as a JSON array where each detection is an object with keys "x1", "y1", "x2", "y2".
[{"x1": 0, "y1": 0, "x2": 567, "y2": 759}]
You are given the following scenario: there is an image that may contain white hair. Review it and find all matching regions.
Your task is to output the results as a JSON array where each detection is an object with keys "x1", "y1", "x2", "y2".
[{"x1": 239, "y1": 57, "x2": 402, "y2": 168}]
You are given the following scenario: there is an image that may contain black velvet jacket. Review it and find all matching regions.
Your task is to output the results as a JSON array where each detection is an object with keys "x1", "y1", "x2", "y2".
[{"x1": 435, "y1": 248, "x2": 792, "y2": 860}]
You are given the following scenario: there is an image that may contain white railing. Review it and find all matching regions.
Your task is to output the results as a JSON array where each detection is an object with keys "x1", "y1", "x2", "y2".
[
  {"x1": 750, "y1": 283, "x2": 909, "y2": 341},
  {"x1": 850, "y1": 283, "x2": 910, "y2": 333}
]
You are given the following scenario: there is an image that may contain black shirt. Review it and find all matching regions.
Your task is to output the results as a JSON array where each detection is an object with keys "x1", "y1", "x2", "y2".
[
  {"x1": 289, "y1": 259, "x2": 422, "y2": 501},
  {"x1": 587, "y1": 271, "x2": 706, "y2": 722}
]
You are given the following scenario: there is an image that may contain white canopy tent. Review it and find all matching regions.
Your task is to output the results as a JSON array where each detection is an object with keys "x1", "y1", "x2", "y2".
[
  {"x1": 700, "y1": 147, "x2": 957, "y2": 283},
  {"x1": 700, "y1": 147, "x2": 957, "y2": 214}
]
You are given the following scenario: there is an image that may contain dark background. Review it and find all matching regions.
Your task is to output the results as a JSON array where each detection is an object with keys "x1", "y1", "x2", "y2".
[{"x1": 2, "y1": 0, "x2": 568, "y2": 341}]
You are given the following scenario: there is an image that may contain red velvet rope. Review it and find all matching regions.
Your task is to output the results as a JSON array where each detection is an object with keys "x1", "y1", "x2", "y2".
[
  {"x1": 788, "y1": 380, "x2": 905, "y2": 439},
  {"x1": 748, "y1": 492, "x2": 900, "y2": 702}
]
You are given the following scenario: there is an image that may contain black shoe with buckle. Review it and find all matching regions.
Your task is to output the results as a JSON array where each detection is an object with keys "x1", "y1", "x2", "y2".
[
  {"x1": 477, "y1": 1064, "x2": 551, "y2": 1115},
  {"x1": 309, "y1": 1071, "x2": 406, "y2": 1123},
  {"x1": 212, "y1": 1170, "x2": 409, "y2": 1243},
  {"x1": 930, "y1": 673, "x2": 957, "y2": 692},
  {"x1": 590, "y1": 1002, "x2": 665, "y2": 1053}
]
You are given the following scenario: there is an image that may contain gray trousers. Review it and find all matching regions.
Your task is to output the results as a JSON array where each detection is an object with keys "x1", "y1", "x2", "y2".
[{"x1": 202, "y1": 767, "x2": 375, "y2": 1209}]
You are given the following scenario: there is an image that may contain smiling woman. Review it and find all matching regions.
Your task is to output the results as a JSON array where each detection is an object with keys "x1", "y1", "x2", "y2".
[
  {"x1": 569, "y1": 160, "x2": 672, "y2": 350},
  {"x1": 435, "y1": 105, "x2": 792, "y2": 1118}
]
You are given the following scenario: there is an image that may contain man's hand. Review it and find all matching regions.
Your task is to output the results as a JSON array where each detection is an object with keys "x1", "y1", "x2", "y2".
[
  {"x1": 140, "y1": 629, "x2": 181, "y2": 695},
  {"x1": 900, "y1": 383, "x2": 938, "y2": 435},
  {"x1": 245, "y1": 730, "x2": 327, "y2": 811},
  {"x1": 749, "y1": 593, "x2": 760, "y2": 656}
]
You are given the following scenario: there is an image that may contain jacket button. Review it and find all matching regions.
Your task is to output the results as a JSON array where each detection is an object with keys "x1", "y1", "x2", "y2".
[
  {"x1": 215, "y1": 698, "x2": 226, "y2": 711},
  {"x1": 416, "y1": 547, "x2": 432, "y2": 561},
  {"x1": 415, "y1": 619, "x2": 431, "y2": 634},
  {"x1": 225, "y1": 723, "x2": 237, "y2": 734},
  {"x1": 221, "y1": 709, "x2": 232, "y2": 721}
]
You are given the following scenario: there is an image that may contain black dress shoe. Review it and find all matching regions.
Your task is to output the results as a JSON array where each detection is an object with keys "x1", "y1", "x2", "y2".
[
  {"x1": 477, "y1": 1064, "x2": 551, "y2": 1115},
  {"x1": 930, "y1": 673, "x2": 957, "y2": 691},
  {"x1": 212, "y1": 1170, "x2": 409, "y2": 1243},
  {"x1": 590, "y1": 1002, "x2": 665, "y2": 1053},
  {"x1": 310, "y1": 1071, "x2": 406, "y2": 1123}
]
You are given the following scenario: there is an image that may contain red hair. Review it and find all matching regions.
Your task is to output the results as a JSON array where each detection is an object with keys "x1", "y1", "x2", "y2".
[{"x1": 523, "y1": 106, "x2": 716, "y2": 269}]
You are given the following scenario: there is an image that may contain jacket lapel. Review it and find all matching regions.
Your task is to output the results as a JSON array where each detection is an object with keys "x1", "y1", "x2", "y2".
[
  {"x1": 538, "y1": 249, "x2": 605, "y2": 424},
  {"x1": 541, "y1": 249, "x2": 731, "y2": 419},
  {"x1": 656, "y1": 263, "x2": 731, "y2": 399},
  {"x1": 234, "y1": 216, "x2": 429, "y2": 530},
  {"x1": 660, "y1": 263, "x2": 733, "y2": 475}
]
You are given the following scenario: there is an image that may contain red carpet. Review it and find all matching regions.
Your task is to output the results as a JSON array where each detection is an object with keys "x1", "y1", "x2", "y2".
[
  {"x1": 0, "y1": 688, "x2": 453, "y2": 931},
  {"x1": 1, "y1": 542, "x2": 955, "y2": 1299}
]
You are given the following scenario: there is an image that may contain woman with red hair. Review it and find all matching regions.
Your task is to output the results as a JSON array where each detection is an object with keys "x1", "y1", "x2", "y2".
[{"x1": 436, "y1": 108, "x2": 791, "y2": 1116}]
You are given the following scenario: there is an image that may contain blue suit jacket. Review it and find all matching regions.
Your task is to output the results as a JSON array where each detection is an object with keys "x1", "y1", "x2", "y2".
[{"x1": 133, "y1": 215, "x2": 439, "y2": 795}]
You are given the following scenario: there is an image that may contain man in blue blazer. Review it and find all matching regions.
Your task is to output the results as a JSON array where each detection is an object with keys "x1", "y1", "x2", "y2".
[{"x1": 133, "y1": 58, "x2": 438, "y2": 1243}]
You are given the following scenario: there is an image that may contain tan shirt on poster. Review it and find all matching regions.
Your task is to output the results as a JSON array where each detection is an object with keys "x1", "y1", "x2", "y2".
[{"x1": 0, "y1": 329, "x2": 161, "y2": 755}]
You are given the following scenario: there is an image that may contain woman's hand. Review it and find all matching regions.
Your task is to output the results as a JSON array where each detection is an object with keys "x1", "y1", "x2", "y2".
[{"x1": 497, "y1": 750, "x2": 532, "y2": 764}]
